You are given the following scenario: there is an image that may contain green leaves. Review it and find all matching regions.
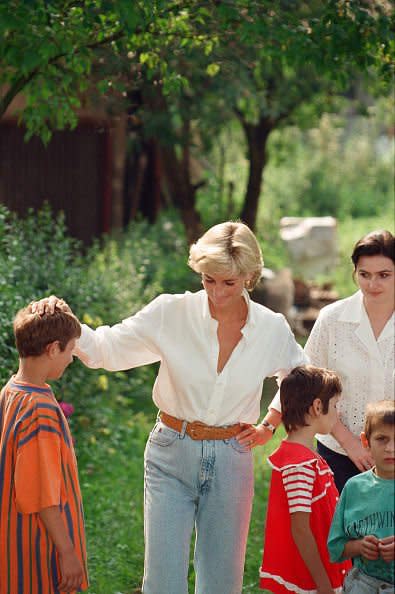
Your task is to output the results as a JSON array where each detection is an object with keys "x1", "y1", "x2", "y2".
[{"x1": 1, "y1": 0, "x2": 392, "y2": 146}]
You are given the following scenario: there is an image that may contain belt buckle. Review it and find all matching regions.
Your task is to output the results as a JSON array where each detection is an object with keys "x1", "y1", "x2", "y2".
[{"x1": 188, "y1": 420, "x2": 207, "y2": 440}]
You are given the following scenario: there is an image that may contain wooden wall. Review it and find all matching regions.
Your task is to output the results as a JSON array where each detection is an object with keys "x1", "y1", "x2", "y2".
[{"x1": 0, "y1": 120, "x2": 112, "y2": 243}]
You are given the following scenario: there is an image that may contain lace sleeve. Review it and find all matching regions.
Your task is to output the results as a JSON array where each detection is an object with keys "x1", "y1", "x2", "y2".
[{"x1": 304, "y1": 311, "x2": 330, "y2": 368}]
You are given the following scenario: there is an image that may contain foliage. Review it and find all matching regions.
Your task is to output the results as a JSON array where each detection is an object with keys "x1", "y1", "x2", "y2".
[
  {"x1": 196, "y1": 103, "x2": 394, "y2": 254},
  {"x1": 1, "y1": 1, "x2": 393, "y2": 240},
  {"x1": 2, "y1": 0, "x2": 392, "y2": 143},
  {"x1": 0, "y1": 204, "x2": 197, "y2": 403},
  {"x1": 0, "y1": 0, "x2": 220, "y2": 140},
  {"x1": 262, "y1": 104, "x2": 394, "y2": 221},
  {"x1": 1, "y1": 203, "x2": 392, "y2": 591}
]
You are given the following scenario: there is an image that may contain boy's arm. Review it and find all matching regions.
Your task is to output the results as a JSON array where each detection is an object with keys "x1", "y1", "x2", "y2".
[
  {"x1": 291, "y1": 512, "x2": 335, "y2": 594},
  {"x1": 328, "y1": 485, "x2": 379, "y2": 562},
  {"x1": 39, "y1": 506, "x2": 84, "y2": 592}
]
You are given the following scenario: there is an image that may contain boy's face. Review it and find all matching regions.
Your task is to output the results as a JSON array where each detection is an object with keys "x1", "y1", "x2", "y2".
[
  {"x1": 316, "y1": 394, "x2": 340, "y2": 434},
  {"x1": 47, "y1": 338, "x2": 76, "y2": 380},
  {"x1": 362, "y1": 423, "x2": 395, "y2": 480}
]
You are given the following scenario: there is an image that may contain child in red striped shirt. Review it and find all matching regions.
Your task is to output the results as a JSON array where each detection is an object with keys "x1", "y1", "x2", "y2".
[
  {"x1": 260, "y1": 365, "x2": 351, "y2": 594},
  {"x1": 0, "y1": 304, "x2": 88, "y2": 594}
]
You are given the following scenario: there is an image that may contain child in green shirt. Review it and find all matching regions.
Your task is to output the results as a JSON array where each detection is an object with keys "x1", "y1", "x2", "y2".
[{"x1": 328, "y1": 399, "x2": 394, "y2": 593}]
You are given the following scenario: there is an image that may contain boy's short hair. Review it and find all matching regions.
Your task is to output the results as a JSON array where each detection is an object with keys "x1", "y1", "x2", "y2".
[
  {"x1": 280, "y1": 365, "x2": 342, "y2": 433},
  {"x1": 364, "y1": 400, "x2": 395, "y2": 442},
  {"x1": 14, "y1": 305, "x2": 81, "y2": 358}
]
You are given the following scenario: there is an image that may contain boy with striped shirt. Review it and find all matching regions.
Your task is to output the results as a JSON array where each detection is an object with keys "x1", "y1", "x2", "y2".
[
  {"x1": 260, "y1": 365, "x2": 351, "y2": 594},
  {"x1": 0, "y1": 304, "x2": 88, "y2": 594}
]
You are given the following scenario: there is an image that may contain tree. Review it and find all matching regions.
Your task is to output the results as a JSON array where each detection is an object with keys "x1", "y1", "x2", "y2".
[
  {"x1": 1, "y1": 1, "x2": 393, "y2": 236},
  {"x1": 0, "y1": 0, "x2": 217, "y2": 141},
  {"x1": 207, "y1": 0, "x2": 394, "y2": 229},
  {"x1": 119, "y1": 0, "x2": 394, "y2": 234}
]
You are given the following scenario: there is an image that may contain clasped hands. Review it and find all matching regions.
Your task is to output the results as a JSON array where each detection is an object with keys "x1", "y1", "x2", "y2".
[{"x1": 359, "y1": 534, "x2": 394, "y2": 563}]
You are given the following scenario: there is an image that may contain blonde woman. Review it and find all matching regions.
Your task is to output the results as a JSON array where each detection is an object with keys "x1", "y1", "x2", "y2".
[{"x1": 34, "y1": 221, "x2": 305, "y2": 594}]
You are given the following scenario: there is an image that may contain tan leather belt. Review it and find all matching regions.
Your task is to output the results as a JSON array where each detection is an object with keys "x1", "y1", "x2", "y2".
[{"x1": 160, "y1": 412, "x2": 242, "y2": 441}]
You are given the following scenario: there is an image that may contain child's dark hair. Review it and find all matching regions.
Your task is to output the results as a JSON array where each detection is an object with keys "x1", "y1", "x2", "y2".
[
  {"x1": 364, "y1": 400, "x2": 395, "y2": 443},
  {"x1": 14, "y1": 305, "x2": 81, "y2": 358},
  {"x1": 351, "y1": 230, "x2": 394, "y2": 268},
  {"x1": 280, "y1": 365, "x2": 342, "y2": 433}
]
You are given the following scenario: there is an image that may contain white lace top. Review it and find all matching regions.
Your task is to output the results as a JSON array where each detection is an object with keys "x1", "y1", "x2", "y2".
[{"x1": 304, "y1": 290, "x2": 394, "y2": 455}]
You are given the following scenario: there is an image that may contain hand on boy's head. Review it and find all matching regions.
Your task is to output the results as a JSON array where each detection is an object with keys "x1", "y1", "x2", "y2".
[
  {"x1": 378, "y1": 535, "x2": 395, "y2": 562},
  {"x1": 360, "y1": 535, "x2": 380, "y2": 561},
  {"x1": 31, "y1": 295, "x2": 72, "y2": 316}
]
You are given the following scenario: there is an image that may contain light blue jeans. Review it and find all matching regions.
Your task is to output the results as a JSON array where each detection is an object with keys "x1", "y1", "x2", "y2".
[
  {"x1": 142, "y1": 420, "x2": 254, "y2": 594},
  {"x1": 343, "y1": 567, "x2": 394, "y2": 594}
]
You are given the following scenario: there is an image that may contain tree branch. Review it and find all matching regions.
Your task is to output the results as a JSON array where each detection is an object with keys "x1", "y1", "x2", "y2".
[{"x1": 0, "y1": 29, "x2": 124, "y2": 119}]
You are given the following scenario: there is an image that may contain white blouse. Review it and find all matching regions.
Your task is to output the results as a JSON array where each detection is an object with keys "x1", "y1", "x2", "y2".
[
  {"x1": 74, "y1": 290, "x2": 306, "y2": 426},
  {"x1": 303, "y1": 291, "x2": 394, "y2": 455}
]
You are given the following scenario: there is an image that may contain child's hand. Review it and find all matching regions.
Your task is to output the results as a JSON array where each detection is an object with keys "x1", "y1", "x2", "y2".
[
  {"x1": 378, "y1": 535, "x2": 395, "y2": 562},
  {"x1": 316, "y1": 588, "x2": 335, "y2": 594},
  {"x1": 360, "y1": 535, "x2": 380, "y2": 560},
  {"x1": 58, "y1": 550, "x2": 84, "y2": 592}
]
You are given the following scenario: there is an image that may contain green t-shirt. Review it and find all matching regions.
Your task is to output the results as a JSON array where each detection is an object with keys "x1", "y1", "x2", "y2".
[{"x1": 328, "y1": 469, "x2": 394, "y2": 583}]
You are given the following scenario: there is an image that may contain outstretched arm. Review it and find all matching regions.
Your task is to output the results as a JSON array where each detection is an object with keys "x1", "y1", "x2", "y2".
[{"x1": 31, "y1": 294, "x2": 163, "y2": 371}]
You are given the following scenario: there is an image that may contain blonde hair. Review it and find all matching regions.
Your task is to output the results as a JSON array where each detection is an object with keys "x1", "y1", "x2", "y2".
[{"x1": 188, "y1": 221, "x2": 263, "y2": 290}]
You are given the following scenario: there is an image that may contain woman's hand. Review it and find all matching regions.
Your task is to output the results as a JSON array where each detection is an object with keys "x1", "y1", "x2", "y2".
[
  {"x1": 30, "y1": 295, "x2": 72, "y2": 316},
  {"x1": 379, "y1": 535, "x2": 394, "y2": 562},
  {"x1": 331, "y1": 421, "x2": 374, "y2": 471},
  {"x1": 236, "y1": 423, "x2": 275, "y2": 449},
  {"x1": 342, "y1": 434, "x2": 374, "y2": 472}
]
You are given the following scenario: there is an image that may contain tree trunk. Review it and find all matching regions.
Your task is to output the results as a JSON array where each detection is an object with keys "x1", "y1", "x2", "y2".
[
  {"x1": 110, "y1": 114, "x2": 127, "y2": 229},
  {"x1": 159, "y1": 142, "x2": 203, "y2": 244},
  {"x1": 239, "y1": 116, "x2": 274, "y2": 230}
]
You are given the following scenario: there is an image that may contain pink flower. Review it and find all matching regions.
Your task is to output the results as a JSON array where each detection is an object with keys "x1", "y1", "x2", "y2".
[{"x1": 59, "y1": 401, "x2": 74, "y2": 418}]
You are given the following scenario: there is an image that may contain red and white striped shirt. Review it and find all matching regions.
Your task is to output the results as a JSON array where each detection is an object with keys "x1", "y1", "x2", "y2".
[{"x1": 260, "y1": 440, "x2": 351, "y2": 594}]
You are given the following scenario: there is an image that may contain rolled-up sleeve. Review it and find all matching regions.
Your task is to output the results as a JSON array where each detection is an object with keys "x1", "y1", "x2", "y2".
[
  {"x1": 269, "y1": 320, "x2": 308, "y2": 412},
  {"x1": 74, "y1": 295, "x2": 165, "y2": 370}
]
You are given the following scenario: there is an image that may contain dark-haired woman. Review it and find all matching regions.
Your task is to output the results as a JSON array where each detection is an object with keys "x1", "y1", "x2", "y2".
[{"x1": 302, "y1": 230, "x2": 394, "y2": 491}]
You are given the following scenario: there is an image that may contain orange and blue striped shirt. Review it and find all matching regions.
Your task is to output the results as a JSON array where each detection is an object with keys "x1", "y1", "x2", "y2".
[{"x1": 0, "y1": 378, "x2": 88, "y2": 594}]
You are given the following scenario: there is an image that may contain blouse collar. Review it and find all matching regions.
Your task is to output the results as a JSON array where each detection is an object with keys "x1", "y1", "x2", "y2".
[{"x1": 201, "y1": 288, "x2": 256, "y2": 329}]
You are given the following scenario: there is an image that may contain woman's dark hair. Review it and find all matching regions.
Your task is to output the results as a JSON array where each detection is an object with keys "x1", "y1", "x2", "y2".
[
  {"x1": 351, "y1": 230, "x2": 394, "y2": 268},
  {"x1": 280, "y1": 365, "x2": 342, "y2": 433}
]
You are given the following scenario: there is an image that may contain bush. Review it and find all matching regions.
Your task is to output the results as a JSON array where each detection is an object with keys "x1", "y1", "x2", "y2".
[{"x1": 0, "y1": 204, "x2": 198, "y2": 418}]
